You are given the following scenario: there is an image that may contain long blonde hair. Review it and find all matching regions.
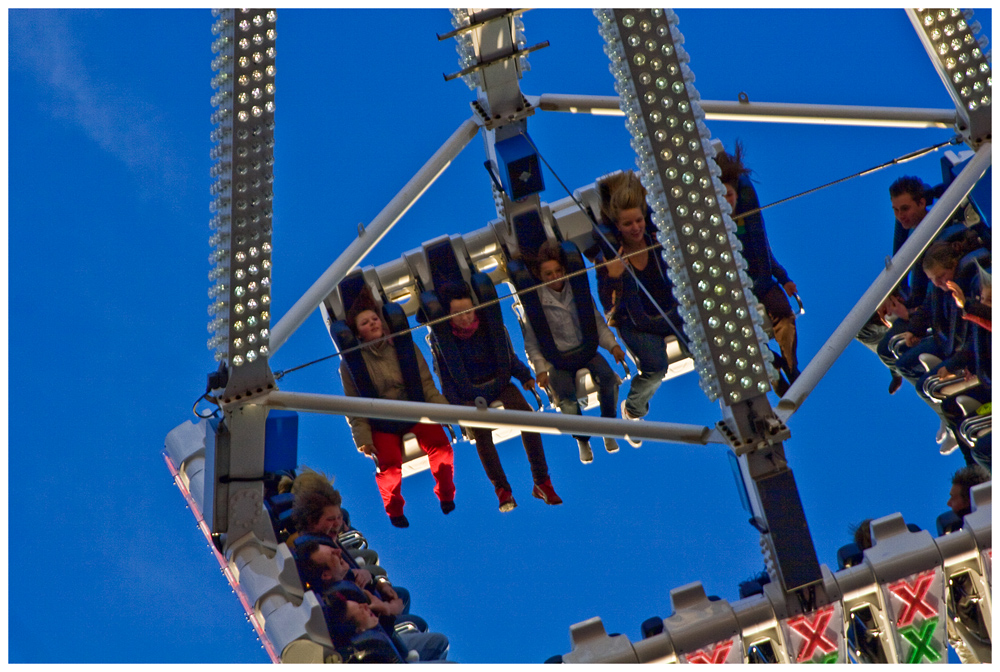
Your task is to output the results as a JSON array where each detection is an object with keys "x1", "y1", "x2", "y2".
[{"x1": 599, "y1": 171, "x2": 648, "y2": 226}]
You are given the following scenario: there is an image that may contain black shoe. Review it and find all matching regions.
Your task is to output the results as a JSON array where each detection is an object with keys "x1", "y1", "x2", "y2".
[
  {"x1": 888, "y1": 374, "x2": 903, "y2": 395},
  {"x1": 389, "y1": 515, "x2": 409, "y2": 528},
  {"x1": 440, "y1": 500, "x2": 456, "y2": 515}
]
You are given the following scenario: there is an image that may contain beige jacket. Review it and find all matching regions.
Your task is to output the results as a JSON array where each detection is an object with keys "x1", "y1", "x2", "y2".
[{"x1": 339, "y1": 339, "x2": 448, "y2": 447}]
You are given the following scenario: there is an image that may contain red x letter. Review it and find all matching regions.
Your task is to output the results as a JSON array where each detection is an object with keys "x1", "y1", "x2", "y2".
[
  {"x1": 686, "y1": 639, "x2": 734, "y2": 664},
  {"x1": 787, "y1": 605, "x2": 837, "y2": 662},
  {"x1": 889, "y1": 570, "x2": 937, "y2": 627}
]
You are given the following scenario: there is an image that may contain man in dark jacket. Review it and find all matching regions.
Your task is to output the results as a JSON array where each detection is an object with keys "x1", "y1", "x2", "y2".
[{"x1": 324, "y1": 588, "x2": 451, "y2": 663}]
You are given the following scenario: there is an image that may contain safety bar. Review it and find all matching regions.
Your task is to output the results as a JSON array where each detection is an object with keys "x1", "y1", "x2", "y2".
[{"x1": 263, "y1": 390, "x2": 720, "y2": 446}]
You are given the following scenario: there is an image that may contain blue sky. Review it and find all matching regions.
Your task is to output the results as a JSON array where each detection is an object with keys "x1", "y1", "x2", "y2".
[{"x1": 8, "y1": 8, "x2": 991, "y2": 664}]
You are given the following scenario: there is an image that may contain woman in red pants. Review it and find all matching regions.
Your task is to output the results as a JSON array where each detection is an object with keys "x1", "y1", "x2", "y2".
[{"x1": 339, "y1": 288, "x2": 455, "y2": 528}]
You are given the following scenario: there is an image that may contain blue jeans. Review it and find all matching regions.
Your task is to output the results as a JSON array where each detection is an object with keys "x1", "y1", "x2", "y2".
[
  {"x1": 399, "y1": 631, "x2": 450, "y2": 662},
  {"x1": 547, "y1": 353, "x2": 619, "y2": 440},
  {"x1": 856, "y1": 321, "x2": 889, "y2": 358},
  {"x1": 941, "y1": 384, "x2": 991, "y2": 471},
  {"x1": 618, "y1": 324, "x2": 669, "y2": 419},
  {"x1": 880, "y1": 326, "x2": 944, "y2": 387}
]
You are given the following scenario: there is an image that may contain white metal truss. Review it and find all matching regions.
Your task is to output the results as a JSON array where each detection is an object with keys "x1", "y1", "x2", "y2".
[{"x1": 165, "y1": 6, "x2": 992, "y2": 664}]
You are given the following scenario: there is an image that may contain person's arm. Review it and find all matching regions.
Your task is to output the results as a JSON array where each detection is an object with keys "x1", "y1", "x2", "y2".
[
  {"x1": 767, "y1": 246, "x2": 792, "y2": 289},
  {"x1": 595, "y1": 256, "x2": 623, "y2": 320},
  {"x1": 519, "y1": 310, "x2": 552, "y2": 378},
  {"x1": 340, "y1": 363, "x2": 373, "y2": 450},
  {"x1": 352, "y1": 568, "x2": 374, "y2": 588},
  {"x1": 892, "y1": 220, "x2": 913, "y2": 302},
  {"x1": 963, "y1": 311, "x2": 992, "y2": 331},
  {"x1": 415, "y1": 348, "x2": 449, "y2": 405},
  {"x1": 505, "y1": 329, "x2": 536, "y2": 389},
  {"x1": 366, "y1": 583, "x2": 405, "y2": 616},
  {"x1": 905, "y1": 291, "x2": 935, "y2": 335},
  {"x1": 594, "y1": 305, "x2": 625, "y2": 364}
]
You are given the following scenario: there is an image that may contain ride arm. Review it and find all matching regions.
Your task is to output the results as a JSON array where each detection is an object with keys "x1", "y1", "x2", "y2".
[{"x1": 339, "y1": 362, "x2": 373, "y2": 448}]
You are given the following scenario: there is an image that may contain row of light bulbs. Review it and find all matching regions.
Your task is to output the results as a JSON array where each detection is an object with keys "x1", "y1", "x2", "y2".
[
  {"x1": 597, "y1": 8, "x2": 774, "y2": 404},
  {"x1": 207, "y1": 9, "x2": 277, "y2": 368}
]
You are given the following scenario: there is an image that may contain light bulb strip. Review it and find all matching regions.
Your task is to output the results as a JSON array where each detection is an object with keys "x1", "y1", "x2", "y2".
[
  {"x1": 906, "y1": 8, "x2": 991, "y2": 148},
  {"x1": 209, "y1": 8, "x2": 277, "y2": 396},
  {"x1": 597, "y1": 8, "x2": 772, "y2": 405},
  {"x1": 449, "y1": 8, "x2": 533, "y2": 92},
  {"x1": 449, "y1": 9, "x2": 482, "y2": 91}
]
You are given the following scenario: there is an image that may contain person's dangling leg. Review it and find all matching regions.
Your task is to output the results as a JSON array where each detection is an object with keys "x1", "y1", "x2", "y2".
[
  {"x1": 371, "y1": 430, "x2": 405, "y2": 518},
  {"x1": 618, "y1": 325, "x2": 668, "y2": 420},
  {"x1": 762, "y1": 285, "x2": 799, "y2": 380},
  {"x1": 409, "y1": 422, "x2": 455, "y2": 509},
  {"x1": 496, "y1": 383, "x2": 552, "y2": 486},
  {"x1": 588, "y1": 353, "x2": 622, "y2": 453}
]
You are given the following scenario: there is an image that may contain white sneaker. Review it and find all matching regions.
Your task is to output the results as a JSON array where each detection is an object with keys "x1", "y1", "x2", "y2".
[
  {"x1": 936, "y1": 418, "x2": 949, "y2": 444},
  {"x1": 577, "y1": 438, "x2": 594, "y2": 464},
  {"x1": 621, "y1": 400, "x2": 643, "y2": 448},
  {"x1": 604, "y1": 437, "x2": 620, "y2": 453},
  {"x1": 939, "y1": 430, "x2": 959, "y2": 455}
]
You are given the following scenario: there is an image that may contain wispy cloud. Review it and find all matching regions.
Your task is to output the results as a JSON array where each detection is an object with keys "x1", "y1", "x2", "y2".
[{"x1": 11, "y1": 11, "x2": 196, "y2": 199}]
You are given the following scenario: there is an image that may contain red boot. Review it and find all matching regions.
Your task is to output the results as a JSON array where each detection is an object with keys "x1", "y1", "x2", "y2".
[{"x1": 532, "y1": 478, "x2": 563, "y2": 505}]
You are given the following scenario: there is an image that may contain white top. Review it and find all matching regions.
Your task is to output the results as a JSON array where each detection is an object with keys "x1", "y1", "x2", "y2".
[{"x1": 520, "y1": 282, "x2": 619, "y2": 374}]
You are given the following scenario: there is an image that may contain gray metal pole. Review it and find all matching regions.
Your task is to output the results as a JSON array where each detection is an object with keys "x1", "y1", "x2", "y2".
[
  {"x1": 263, "y1": 390, "x2": 720, "y2": 446},
  {"x1": 776, "y1": 143, "x2": 991, "y2": 422},
  {"x1": 535, "y1": 93, "x2": 957, "y2": 129},
  {"x1": 269, "y1": 116, "x2": 481, "y2": 355}
]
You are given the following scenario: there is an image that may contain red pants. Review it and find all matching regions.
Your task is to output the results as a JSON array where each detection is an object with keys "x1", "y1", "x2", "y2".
[{"x1": 371, "y1": 423, "x2": 455, "y2": 517}]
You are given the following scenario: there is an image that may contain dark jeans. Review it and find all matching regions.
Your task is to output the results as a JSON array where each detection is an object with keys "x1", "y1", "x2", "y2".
[
  {"x1": 467, "y1": 383, "x2": 549, "y2": 492},
  {"x1": 547, "y1": 353, "x2": 619, "y2": 441},
  {"x1": 618, "y1": 323, "x2": 670, "y2": 419},
  {"x1": 398, "y1": 631, "x2": 450, "y2": 662},
  {"x1": 941, "y1": 384, "x2": 991, "y2": 470},
  {"x1": 856, "y1": 320, "x2": 889, "y2": 358},
  {"x1": 875, "y1": 319, "x2": 943, "y2": 385}
]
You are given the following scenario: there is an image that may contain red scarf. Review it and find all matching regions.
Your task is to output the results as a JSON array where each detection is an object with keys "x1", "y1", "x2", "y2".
[{"x1": 451, "y1": 314, "x2": 480, "y2": 340}]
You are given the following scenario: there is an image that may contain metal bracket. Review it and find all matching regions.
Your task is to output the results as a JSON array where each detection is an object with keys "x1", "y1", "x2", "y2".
[{"x1": 470, "y1": 93, "x2": 536, "y2": 129}]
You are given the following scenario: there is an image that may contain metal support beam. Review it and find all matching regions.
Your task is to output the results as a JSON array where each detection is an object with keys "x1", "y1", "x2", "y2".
[
  {"x1": 533, "y1": 93, "x2": 958, "y2": 129},
  {"x1": 776, "y1": 143, "x2": 991, "y2": 422},
  {"x1": 268, "y1": 116, "x2": 481, "y2": 355},
  {"x1": 263, "y1": 390, "x2": 720, "y2": 446}
]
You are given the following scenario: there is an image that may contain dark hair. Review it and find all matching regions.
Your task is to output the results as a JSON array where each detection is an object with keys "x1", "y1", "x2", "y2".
[
  {"x1": 850, "y1": 518, "x2": 874, "y2": 551},
  {"x1": 345, "y1": 285, "x2": 382, "y2": 337},
  {"x1": 952, "y1": 464, "x2": 990, "y2": 493},
  {"x1": 322, "y1": 591, "x2": 359, "y2": 648},
  {"x1": 889, "y1": 176, "x2": 930, "y2": 203},
  {"x1": 714, "y1": 139, "x2": 752, "y2": 188},
  {"x1": 922, "y1": 229, "x2": 985, "y2": 272},
  {"x1": 437, "y1": 282, "x2": 472, "y2": 311},
  {"x1": 292, "y1": 490, "x2": 341, "y2": 534},
  {"x1": 922, "y1": 241, "x2": 963, "y2": 272},
  {"x1": 534, "y1": 239, "x2": 566, "y2": 277},
  {"x1": 294, "y1": 539, "x2": 326, "y2": 589}
]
